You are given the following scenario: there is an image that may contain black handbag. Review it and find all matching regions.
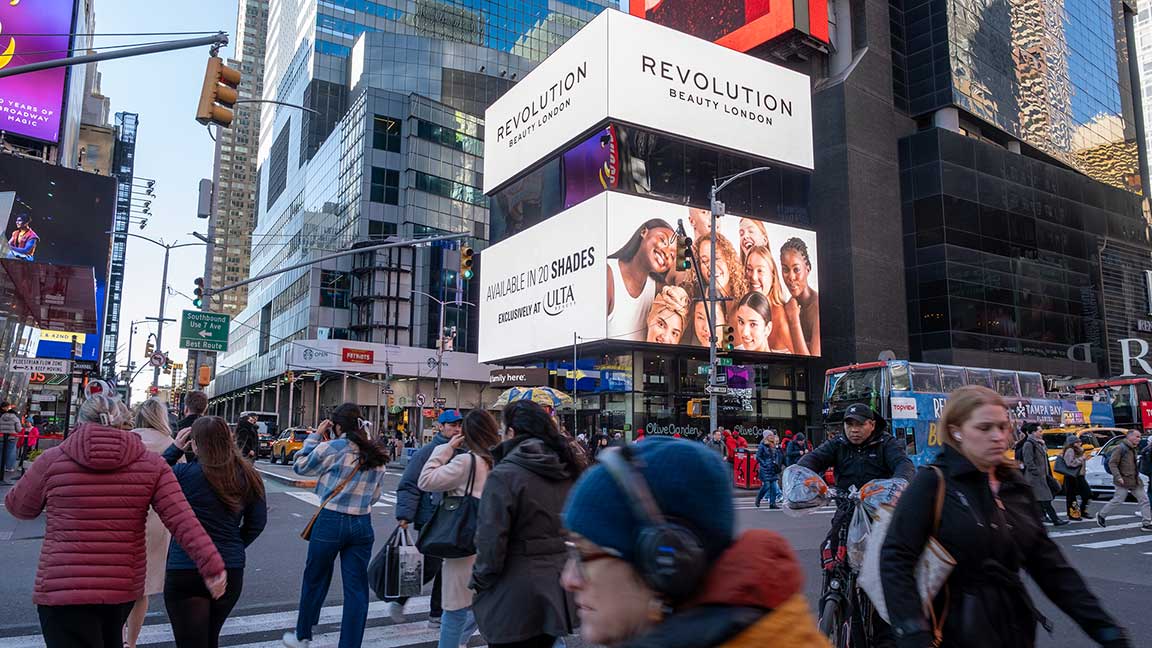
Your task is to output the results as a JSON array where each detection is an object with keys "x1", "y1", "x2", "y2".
[
  {"x1": 1054, "y1": 454, "x2": 1078, "y2": 478},
  {"x1": 416, "y1": 453, "x2": 480, "y2": 559}
]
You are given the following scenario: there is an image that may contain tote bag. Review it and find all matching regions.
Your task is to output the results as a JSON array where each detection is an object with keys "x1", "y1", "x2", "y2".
[
  {"x1": 416, "y1": 453, "x2": 480, "y2": 559},
  {"x1": 369, "y1": 527, "x2": 425, "y2": 600}
]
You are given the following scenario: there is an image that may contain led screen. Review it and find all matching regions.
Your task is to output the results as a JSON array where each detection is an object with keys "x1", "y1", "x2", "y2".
[{"x1": 0, "y1": 0, "x2": 74, "y2": 143}]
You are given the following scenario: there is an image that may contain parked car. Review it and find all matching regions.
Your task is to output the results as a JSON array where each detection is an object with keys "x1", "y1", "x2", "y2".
[
  {"x1": 1084, "y1": 434, "x2": 1150, "y2": 501},
  {"x1": 269, "y1": 427, "x2": 311, "y2": 464}
]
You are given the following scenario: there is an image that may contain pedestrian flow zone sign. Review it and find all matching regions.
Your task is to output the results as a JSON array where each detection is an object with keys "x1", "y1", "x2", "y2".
[{"x1": 180, "y1": 310, "x2": 230, "y2": 352}]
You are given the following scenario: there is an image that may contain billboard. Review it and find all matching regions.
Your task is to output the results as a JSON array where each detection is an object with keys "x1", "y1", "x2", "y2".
[
  {"x1": 0, "y1": 0, "x2": 75, "y2": 143},
  {"x1": 478, "y1": 192, "x2": 820, "y2": 363},
  {"x1": 629, "y1": 0, "x2": 830, "y2": 52},
  {"x1": 483, "y1": 10, "x2": 813, "y2": 192},
  {"x1": 0, "y1": 154, "x2": 116, "y2": 361}
]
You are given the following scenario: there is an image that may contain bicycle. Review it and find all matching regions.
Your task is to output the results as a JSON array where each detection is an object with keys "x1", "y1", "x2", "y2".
[{"x1": 816, "y1": 489, "x2": 879, "y2": 648}]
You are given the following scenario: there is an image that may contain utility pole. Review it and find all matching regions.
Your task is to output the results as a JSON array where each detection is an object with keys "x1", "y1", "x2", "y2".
[{"x1": 413, "y1": 290, "x2": 476, "y2": 411}]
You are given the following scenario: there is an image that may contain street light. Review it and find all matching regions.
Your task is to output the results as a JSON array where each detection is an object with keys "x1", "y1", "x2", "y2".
[
  {"x1": 119, "y1": 232, "x2": 207, "y2": 388},
  {"x1": 412, "y1": 289, "x2": 476, "y2": 441},
  {"x1": 707, "y1": 166, "x2": 772, "y2": 436}
]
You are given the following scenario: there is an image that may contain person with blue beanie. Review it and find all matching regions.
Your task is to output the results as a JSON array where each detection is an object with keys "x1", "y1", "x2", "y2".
[{"x1": 561, "y1": 437, "x2": 828, "y2": 648}]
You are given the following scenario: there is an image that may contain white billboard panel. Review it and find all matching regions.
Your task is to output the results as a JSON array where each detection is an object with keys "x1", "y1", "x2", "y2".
[
  {"x1": 479, "y1": 193, "x2": 821, "y2": 363},
  {"x1": 483, "y1": 11, "x2": 814, "y2": 193}
]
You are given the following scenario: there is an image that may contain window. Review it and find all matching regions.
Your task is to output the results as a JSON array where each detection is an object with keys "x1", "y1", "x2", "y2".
[
  {"x1": 373, "y1": 116, "x2": 401, "y2": 152},
  {"x1": 320, "y1": 270, "x2": 350, "y2": 309},
  {"x1": 370, "y1": 168, "x2": 399, "y2": 205},
  {"x1": 939, "y1": 366, "x2": 966, "y2": 393},
  {"x1": 413, "y1": 171, "x2": 486, "y2": 206},
  {"x1": 909, "y1": 363, "x2": 941, "y2": 393},
  {"x1": 416, "y1": 119, "x2": 482, "y2": 156},
  {"x1": 1017, "y1": 372, "x2": 1045, "y2": 399},
  {"x1": 368, "y1": 220, "x2": 397, "y2": 238},
  {"x1": 266, "y1": 120, "x2": 291, "y2": 209}
]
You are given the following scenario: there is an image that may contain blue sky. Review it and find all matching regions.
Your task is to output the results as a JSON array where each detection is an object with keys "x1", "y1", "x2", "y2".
[{"x1": 96, "y1": 0, "x2": 238, "y2": 402}]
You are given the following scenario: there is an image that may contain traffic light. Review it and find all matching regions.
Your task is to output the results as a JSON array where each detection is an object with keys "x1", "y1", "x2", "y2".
[
  {"x1": 460, "y1": 245, "x2": 475, "y2": 280},
  {"x1": 687, "y1": 398, "x2": 710, "y2": 418},
  {"x1": 286, "y1": 370, "x2": 295, "y2": 383},
  {"x1": 195, "y1": 56, "x2": 241, "y2": 128},
  {"x1": 675, "y1": 236, "x2": 693, "y2": 271},
  {"x1": 717, "y1": 325, "x2": 736, "y2": 352},
  {"x1": 193, "y1": 277, "x2": 204, "y2": 308},
  {"x1": 144, "y1": 336, "x2": 155, "y2": 357}
]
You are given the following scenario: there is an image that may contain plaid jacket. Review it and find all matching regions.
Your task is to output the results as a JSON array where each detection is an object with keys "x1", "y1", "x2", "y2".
[{"x1": 294, "y1": 434, "x2": 386, "y2": 515}]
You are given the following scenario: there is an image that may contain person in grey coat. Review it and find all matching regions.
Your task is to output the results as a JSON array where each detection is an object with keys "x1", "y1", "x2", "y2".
[
  {"x1": 470, "y1": 401, "x2": 586, "y2": 648},
  {"x1": 1021, "y1": 424, "x2": 1068, "y2": 526}
]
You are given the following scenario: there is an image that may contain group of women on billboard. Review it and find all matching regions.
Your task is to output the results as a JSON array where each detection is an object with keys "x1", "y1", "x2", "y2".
[{"x1": 606, "y1": 204, "x2": 821, "y2": 356}]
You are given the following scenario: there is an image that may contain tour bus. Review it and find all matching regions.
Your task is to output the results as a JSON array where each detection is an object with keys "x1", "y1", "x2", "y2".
[
  {"x1": 1070, "y1": 378, "x2": 1152, "y2": 432},
  {"x1": 823, "y1": 360, "x2": 1115, "y2": 465}
]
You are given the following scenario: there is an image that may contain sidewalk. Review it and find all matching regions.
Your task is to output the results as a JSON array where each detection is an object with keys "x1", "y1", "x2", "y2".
[{"x1": 0, "y1": 480, "x2": 45, "y2": 542}]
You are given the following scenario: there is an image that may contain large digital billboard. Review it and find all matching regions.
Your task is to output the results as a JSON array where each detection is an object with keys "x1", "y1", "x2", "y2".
[
  {"x1": 0, "y1": 0, "x2": 75, "y2": 143},
  {"x1": 483, "y1": 10, "x2": 813, "y2": 192},
  {"x1": 479, "y1": 192, "x2": 819, "y2": 363},
  {"x1": 629, "y1": 0, "x2": 829, "y2": 51},
  {"x1": 0, "y1": 154, "x2": 116, "y2": 361}
]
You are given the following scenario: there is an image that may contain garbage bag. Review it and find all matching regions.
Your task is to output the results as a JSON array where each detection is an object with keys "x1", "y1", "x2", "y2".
[
  {"x1": 859, "y1": 478, "x2": 909, "y2": 520},
  {"x1": 781, "y1": 464, "x2": 829, "y2": 513},
  {"x1": 846, "y1": 500, "x2": 872, "y2": 569}
]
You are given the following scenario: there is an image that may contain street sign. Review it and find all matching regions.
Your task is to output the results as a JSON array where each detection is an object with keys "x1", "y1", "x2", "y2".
[
  {"x1": 697, "y1": 366, "x2": 711, "y2": 375},
  {"x1": 10, "y1": 357, "x2": 71, "y2": 374},
  {"x1": 715, "y1": 357, "x2": 733, "y2": 366},
  {"x1": 704, "y1": 385, "x2": 728, "y2": 395},
  {"x1": 433, "y1": 397, "x2": 447, "y2": 407},
  {"x1": 179, "y1": 310, "x2": 230, "y2": 352},
  {"x1": 149, "y1": 352, "x2": 166, "y2": 368},
  {"x1": 416, "y1": 393, "x2": 426, "y2": 407}
]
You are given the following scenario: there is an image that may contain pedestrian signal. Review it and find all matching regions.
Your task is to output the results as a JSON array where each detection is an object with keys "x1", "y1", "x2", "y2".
[{"x1": 460, "y1": 246, "x2": 475, "y2": 280}]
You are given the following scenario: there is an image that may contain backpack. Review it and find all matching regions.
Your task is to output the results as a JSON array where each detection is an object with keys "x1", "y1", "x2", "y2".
[
  {"x1": 1100, "y1": 445, "x2": 1121, "y2": 476},
  {"x1": 1139, "y1": 443, "x2": 1152, "y2": 478}
]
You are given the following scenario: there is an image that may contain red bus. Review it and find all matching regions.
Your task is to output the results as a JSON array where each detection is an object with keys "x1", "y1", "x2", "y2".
[{"x1": 1071, "y1": 378, "x2": 1152, "y2": 432}]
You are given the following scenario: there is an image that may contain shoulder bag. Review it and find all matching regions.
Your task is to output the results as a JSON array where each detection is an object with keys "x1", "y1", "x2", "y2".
[
  {"x1": 416, "y1": 453, "x2": 480, "y2": 559},
  {"x1": 1054, "y1": 453, "x2": 1078, "y2": 478},
  {"x1": 300, "y1": 459, "x2": 362, "y2": 541},
  {"x1": 859, "y1": 466, "x2": 956, "y2": 644}
]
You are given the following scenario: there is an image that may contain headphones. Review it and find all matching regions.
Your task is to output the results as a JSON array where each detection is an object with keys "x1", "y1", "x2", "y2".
[{"x1": 597, "y1": 446, "x2": 708, "y2": 602}]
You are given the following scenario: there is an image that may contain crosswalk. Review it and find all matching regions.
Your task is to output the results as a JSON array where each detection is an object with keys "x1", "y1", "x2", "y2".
[
  {"x1": 1048, "y1": 510, "x2": 1150, "y2": 550},
  {"x1": 284, "y1": 491, "x2": 398, "y2": 509}
]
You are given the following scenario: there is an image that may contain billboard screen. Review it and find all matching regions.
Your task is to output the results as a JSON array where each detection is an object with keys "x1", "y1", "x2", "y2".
[
  {"x1": 629, "y1": 0, "x2": 830, "y2": 51},
  {"x1": 562, "y1": 125, "x2": 618, "y2": 209},
  {"x1": 0, "y1": 0, "x2": 75, "y2": 143},
  {"x1": 479, "y1": 192, "x2": 820, "y2": 363},
  {"x1": 0, "y1": 154, "x2": 116, "y2": 361}
]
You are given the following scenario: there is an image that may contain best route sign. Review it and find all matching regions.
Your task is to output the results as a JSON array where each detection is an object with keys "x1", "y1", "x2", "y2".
[{"x1": 180, "y1": 310, "x2": 230, "y2": 352}]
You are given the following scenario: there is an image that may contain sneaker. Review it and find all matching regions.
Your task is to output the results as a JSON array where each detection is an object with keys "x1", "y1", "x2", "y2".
[
  {"x1": 386, "y1": 601, "x2": 405, "y2": 623},
  {"x1": 1142, "y1": 523, "x2": 1152, "y2": 532},
  {"x1": 428, "y1": 617, "x2": 442, "y2": 629},
  {"x1": 1096, "y1": 513, "x2": 1107, "y2": 528},
  {"x1": 1053, "y1": 519, "x2": 1070, "y2": 527},
  {"x1": 281, "y1": 632, "x2": 311, "y2": 648},
  {"x1": 755, "y1": 501, "x2": 762, "y2": 508}
]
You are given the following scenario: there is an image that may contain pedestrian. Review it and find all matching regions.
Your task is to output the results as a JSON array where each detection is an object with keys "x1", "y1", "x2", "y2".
[
  {"x1": 703, "y1": 429, "x2": 725, "y2": 456},
  {"x1": 1097, "y1": 429, "x2": 1152, "y2": 531},
  {"x1": 755, "y1": 432, "x2": 784, "y2": 509},
  {"x1": 470, "y1": 400, "x2": 586, "y2": 648},
  {"x1": 561, "y1": 438, "x2": 827, "y2": 647},
  {"x1": 389, "y1": 409, "x2": 465, "y2": 626},
  {"x1": 1061, "y1": 434, "x2": 1092, "y2": 520},
  {"x1": 282, "y1": 403, "x2": 389, "y2": 648},
  {"x1": 1021, "y1": 424, "x2": 1068, "y2": 526},
  {"x1": 418, "y1": 410, "x2": 502, "y2": 648},
  {"x1": 235, "y1": 413, "x2": 259, "y2": 462},
  {"x1": 784, "y1": 431, "x2": 808, "y2": 466},
  {"x1": 880, "y1": 386, "x2": 1131, "y2": 648},
  {"x1": 176, "y1": 391, "x2": 209, "y2": 433},
  {"x1": 124, "y1": 398, "x2": 178, "y2": 648},
  {"x1": 165, "y1": 416, "x2": 267, "y2": 648},
  {"x1": 4, "y1": 390, "x2": 226, "y2": 648},
  {"x1": 17, "y1": 414, "x2": 40, "y2": 465},
  {"x1": 0, "y1": 401, "x2": 20, "y2": 473},
  {"x1": 723, "y1": 429, "x2": 739, "y2": 463}
]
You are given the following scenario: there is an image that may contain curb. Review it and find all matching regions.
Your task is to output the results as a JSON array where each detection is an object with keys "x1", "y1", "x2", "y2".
[{"x1": 256, "y1": 468, "x2": 317, "y2": 489}]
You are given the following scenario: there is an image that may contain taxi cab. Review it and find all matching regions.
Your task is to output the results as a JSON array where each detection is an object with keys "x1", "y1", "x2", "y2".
[
  {"x1": 1035, "y1": 426, "x2": 1126, "y2": 487},
  {"x1": 269, "y1": 427, "x2": 313, "y2": 465}
]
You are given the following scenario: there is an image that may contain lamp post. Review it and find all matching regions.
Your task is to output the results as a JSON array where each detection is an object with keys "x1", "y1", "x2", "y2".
[
  {"x1": 707, "y1": 167, "x2": 773, "y2": 436},
  {"x1": 412, "y1": 290, "x2": 476, "y2": 409}
]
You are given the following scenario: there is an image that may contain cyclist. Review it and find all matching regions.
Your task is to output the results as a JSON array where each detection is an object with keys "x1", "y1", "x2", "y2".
[{"x1": 799, "y1": 402, "x2": 914, "y2": 647}]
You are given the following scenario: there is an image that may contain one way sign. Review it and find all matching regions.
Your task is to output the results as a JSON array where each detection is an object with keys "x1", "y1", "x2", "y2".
[{"x1": 180, "y1": 310, "x2": 231, "y2": 352}]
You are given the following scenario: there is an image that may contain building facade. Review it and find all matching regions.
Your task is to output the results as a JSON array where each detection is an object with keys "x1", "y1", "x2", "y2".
[
  {"x1": 99, "y1": 112, "x2": 139, "y2": 380},
  {"x1": 208, "y1": 0, "x2": 615, "y2": 431},
  {"x1": 204, "y1": 0, "x2": 270, "y2": 317}
]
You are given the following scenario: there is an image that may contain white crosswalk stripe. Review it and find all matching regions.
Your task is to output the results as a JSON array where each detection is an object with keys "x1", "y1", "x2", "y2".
[{"x1": 284, "y1": 492, "x2": 396, "y2": 508}]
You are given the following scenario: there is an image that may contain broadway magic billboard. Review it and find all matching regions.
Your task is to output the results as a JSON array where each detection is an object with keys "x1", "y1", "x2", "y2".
[
  {"x1": 482, "y1": 10, "x2": 813, "y2": 193},
  {"x1": 478, "y1": 192, "x2": 820, "y2": 363},
  {"x1": 0, "y1": 0, "x2": 75, "y2": 143}
]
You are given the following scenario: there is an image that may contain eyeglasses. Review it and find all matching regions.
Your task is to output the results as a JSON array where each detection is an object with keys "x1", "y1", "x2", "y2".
[{"x1": 564, "y1": 540, "x2": 620, "y2": 583}]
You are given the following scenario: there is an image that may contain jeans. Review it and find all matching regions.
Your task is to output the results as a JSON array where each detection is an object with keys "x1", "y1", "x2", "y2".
[
  {"x1": 1099, "y1": 480, "x2": 1152, "y2": 523},
  {"x1": 756, "y1": 479, "x2": 780, "y2": 507},
  {"x1": 164, "y1": 568, "x2": 244, "y2": 648},
  {"x1": 294, "y1": 509, "x2": 374, "y2": 648},
  {"x1": 1, "y1": 434, "x2": 15, "y2": 471},
  {"x1": 438, "y1": 607, "x2": 478, "y2": 648},
  {"x1": 38, "y1": 602, "x2": 133, "y2": 648}
]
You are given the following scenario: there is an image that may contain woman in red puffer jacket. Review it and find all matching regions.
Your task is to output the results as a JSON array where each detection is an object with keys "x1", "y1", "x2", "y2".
[{"x1": 4, "y1": 389, "x2": 227, "y2": 648}]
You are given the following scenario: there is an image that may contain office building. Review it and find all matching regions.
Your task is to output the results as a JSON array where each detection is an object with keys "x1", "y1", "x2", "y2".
[{"x1": 207, "y1": 0, "x2": 615, "y2": 431}]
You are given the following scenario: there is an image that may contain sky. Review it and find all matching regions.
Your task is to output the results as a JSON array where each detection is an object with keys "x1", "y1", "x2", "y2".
[{"x1": 95, "y1": 0, "x2": 238, "y2": 403}]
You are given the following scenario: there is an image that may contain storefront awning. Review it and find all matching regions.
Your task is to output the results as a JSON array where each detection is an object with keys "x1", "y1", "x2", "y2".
[{"x1": 0, "y1": 260, "x2": 99, "y2": 333}]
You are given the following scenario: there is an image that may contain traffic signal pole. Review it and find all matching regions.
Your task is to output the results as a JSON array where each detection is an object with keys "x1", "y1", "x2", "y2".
[{"x1": 0, "y1": 34, "x2": 228, "y2": 79}]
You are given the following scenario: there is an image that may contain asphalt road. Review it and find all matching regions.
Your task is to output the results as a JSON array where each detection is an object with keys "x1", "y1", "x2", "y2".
[{"x1": 2, "y1": 461, "x2": 1150, "y2": 647}]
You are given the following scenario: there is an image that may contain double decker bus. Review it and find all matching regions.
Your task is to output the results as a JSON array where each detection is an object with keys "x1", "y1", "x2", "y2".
[
  {"x1": 1070, "y1": 378, "x2": 1152, "y2": 432},
  {"x1": 824, "y1": 360, "x2": 1115, "y2": 465}
]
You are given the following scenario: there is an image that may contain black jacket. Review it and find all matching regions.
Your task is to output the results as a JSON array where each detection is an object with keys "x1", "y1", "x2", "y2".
[
  {"x1": 797, "y1": 431, "x2": 914, "y2": 491},
  {"x1": 880, "y1": 446, "x2": 1128, "y2": 648},
  {"x1": 395, "y1": 432, "x2": 455, "y2": 528},
  {"x1": 235, "y1": 420, "x2": 259, "y2": 456},
  {"x1": 470, "y1": 437, "x2": 577, "y2": 644}
]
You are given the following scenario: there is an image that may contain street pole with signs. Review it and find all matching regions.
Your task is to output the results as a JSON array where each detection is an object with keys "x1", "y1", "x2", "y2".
[{"x1": 413, "y1": 290, "x2": 476, "y2": 413}]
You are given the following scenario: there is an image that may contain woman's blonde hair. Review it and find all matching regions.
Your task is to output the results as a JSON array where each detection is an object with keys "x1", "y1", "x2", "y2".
[
  {"x1": 134, "y1": 397, "x2": 171, "y2": 436},
  {"x1": 77, "y1": 393, "x2": 131, "y2": 428},
  {"x1": 940, "y1": 385, "x2": 1007, "y2": 455}
]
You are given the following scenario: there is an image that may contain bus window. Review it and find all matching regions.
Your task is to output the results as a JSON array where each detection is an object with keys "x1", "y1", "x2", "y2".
[
  {"x1": 909, "y1": 363, "x2": 942, "y2": 394},
  {"x1": 1016, "y1": 373, "x2": 1045, "y2": 399},
  {"x1": 939, "y1": 366, "x2": 966, "y2": 393},
  {"x1": 965, "y1": 368, "x2": 993, "y2": 389},
  {"x1": 889, "y1": 362, "x2": 911, "y2": 391},
  {"x1": 825, "y1": 372, "x2": 846, "y2": 401},
  {"x1": 899, "y1": 426, "x2": 917, "y2": 457},
  {"x1": 828, "y1": 367, "x2": 884, "y2": 409},
  {"x1": 991, "y1": 370, "x2": 1020, "y2": 397},
  {"x1": 1135, "y1": 381, "x2": 1152, "y2": 404}
]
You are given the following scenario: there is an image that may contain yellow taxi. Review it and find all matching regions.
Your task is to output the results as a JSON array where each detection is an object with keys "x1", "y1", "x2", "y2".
[
  {"x1": 269, "y1": 427, "x2": 313, "y2": 465},
  {"x1": 1031, "y1": 427, "x2": 1126, "y2": 487}
]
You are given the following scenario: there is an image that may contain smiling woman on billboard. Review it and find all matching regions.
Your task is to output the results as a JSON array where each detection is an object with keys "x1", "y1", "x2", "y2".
[
  {"x1": 780, "y1": 237, "x2": 820, "y2": 356},
  {"x1": 645, "y1": 285, "x2": 691, "y2": 344},
  {"x1": 743, "y1": 244, "x2": 793, "y2": 354},
  {"x1": 606, "y1": 218, "x2": 676, "y2": 340}
]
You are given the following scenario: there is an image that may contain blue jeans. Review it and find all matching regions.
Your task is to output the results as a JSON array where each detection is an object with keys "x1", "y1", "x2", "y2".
[
  {"x1": 2, "y1": 435, "x2": 16, "y2": 471},
  {"x1": 438, "y1": 607, "x2": 478, "y2": 648},
  {"x1": 295, "y1": 509, "x2": 374, "y2": 647},
  {"x1": 756, "y1": 479, "x2": 780, "y2": 507}
]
